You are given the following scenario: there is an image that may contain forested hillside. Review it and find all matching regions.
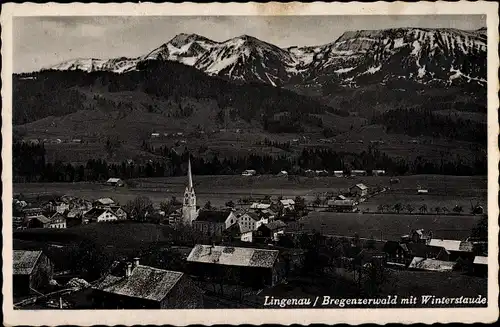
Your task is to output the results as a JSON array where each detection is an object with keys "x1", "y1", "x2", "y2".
[{"x1": 13, "y1": 60, "x2": 346, "y2": 127}]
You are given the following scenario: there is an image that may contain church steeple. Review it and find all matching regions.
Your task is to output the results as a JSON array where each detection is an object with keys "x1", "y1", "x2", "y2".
[
  {"x1": 182, "y1": 156, "x2": 198, "y2": 225},
  {"x1": 187, "y1": 157, "x2": 193, "y2": 190}
]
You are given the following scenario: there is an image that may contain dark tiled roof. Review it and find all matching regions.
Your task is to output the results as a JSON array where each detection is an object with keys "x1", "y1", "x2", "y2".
[
  {"x1": 13, "y1": 250, "x2": 42, "y2": 275},
  {"x1": 408, "y1": 257, "x2": 455, "y2": 272},
  {"x1": 92, "y1": 265, "x2": 184, "y2": 302},
  {"x1": 266, "y1": 220, "x2": 286, "y2": 231},
  {"x1": 407, "y1": 243, "x2": 447, "y2": 259},
  {"x1": 84, "y1": 208, "x2": 109, "y2": 219},
  {"x1": 28, "y1": 215, "x2": 50, "y2": 224},
  {"x1": 195, "y1": 210, "x2": 230, "y2": 223}
]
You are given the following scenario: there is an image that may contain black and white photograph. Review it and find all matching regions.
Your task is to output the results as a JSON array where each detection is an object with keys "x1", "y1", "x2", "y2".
[{"x1": 2, "y1": 1, "x2": 498, "y2": 325}]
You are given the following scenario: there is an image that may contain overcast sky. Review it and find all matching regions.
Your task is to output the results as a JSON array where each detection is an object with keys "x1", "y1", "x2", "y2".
[{"x1": 14, "y1": 15, "x2": 485, "y2": 73}]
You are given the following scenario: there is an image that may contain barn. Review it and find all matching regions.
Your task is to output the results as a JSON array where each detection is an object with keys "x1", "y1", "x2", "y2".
[
  {"x1": 187, "y1": 244, "x2": 285, "y2": 287},
  {"x1": 13, "y1": 250, "x2": 54, "y2": 295}
]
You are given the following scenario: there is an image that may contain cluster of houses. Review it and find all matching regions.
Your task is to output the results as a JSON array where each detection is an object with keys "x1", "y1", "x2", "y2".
[
  {"x1": 13, "y1": 195, "x2": 129, "y2": 230},
  {"x1": 240, "y1": 169, "x2": 386, "y2": 178},
  {"x1": 184, "y1": 200, "x2": 290, "y2": 244},
  {"x1": 324, "y1": 183, "x2": 371, "y2": 212},
  {"x1": 383, "y1": 229, "x2": 488, "y2": 276}
]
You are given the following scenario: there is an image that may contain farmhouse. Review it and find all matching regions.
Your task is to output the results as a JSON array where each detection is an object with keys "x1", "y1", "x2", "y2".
[
  {"x1": 408, "y1": 257, "x2": 455, "y2": 272},
  {"x1": 49, "y1": 213, "x2": 67, "y2": 229},
  {"x1": 106, "y1": 178, "x2": 125, "y2": 187},
  {"x1": 83, "y1": 208, "x2": 119, "y2": 223},
  {"x1": 327, "y1": 199, "x2": 358, "y2": 212},
  {"x1": 279, "y1": 199, "x2": 295, "y2": 212},
  {"x1": 372, "y1": 169, "x2": 386, "y2": 176},
  {"x1": 92, "y1": 259, "x2": 203, "y2": 309},
  {"x1": 350, "y1": 170, "x2": 367, "y2": 177},
  {"x1": 187, "y1": 244, "x2": 285, "y2": 287},
  {"x1": 192, "y1": 210, "x2": 237, "y2": 236},
  {"x1": 13, "y1": 250, "x2": 54, "y2": 296},
  {"x1": 93, "y1": 197, "x2": 116, "y2": 208},
  {"x1": 409, "y1": 229, "x2": 433, "y2": 244},
  {"x1": 350, "y1": 183, "x2": 368, "y2": 197},
  {"x1": 427, "y1": 239, "x2": 474, "y2": 261},
  {"x1": 238, "y1": 211, "x2": 263, "y2": 231},
  {"x1": 256, "y1": 220, "x2": 287, "y2": 242},
  {"x1": 110, "y1": 206, "x2": 128, "y2": 220},
  {"x1": 55, "y1": 202, "x2": 70, "y2": 214},
  {"x1": 277, "y1": 170, "x2": 288, "y2": 177},
  {"x1": 383, "y1": 241, "x2": 409, "y2": 265},
  {"x1": 242, "y1": 169, "x2": 257, "y2": 176},
  {"x1": 222, "y1": 223, "x2": 255, "y2": 243},
  {"x1": 417, "y1": 189, "x2": 429, "y2": 194},
  {"x1": 333, "y1": 170, "x2": 344, "y2": 177},
  {"x1": 315, "y1": 170, "x2": 329, "y2": 176}
]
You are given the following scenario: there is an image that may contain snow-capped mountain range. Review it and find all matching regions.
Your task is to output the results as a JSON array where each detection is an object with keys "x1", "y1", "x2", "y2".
[{"x1": 46, "y1": 28, "x2": 487, "y2": 87}]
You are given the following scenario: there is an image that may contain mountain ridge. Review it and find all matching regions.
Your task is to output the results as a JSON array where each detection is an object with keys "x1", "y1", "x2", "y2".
[{"x1": 44, "y1": 27, "x2": 487, "y2": 88}]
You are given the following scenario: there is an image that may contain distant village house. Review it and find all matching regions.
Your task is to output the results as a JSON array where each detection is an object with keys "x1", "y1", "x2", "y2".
[
  {"x1": 83, "y1": 208, "x2": 119, "y2": 223},
  {"x1": 241, "y1": 169, "x2": 257, "y2": 177},
  {"x1": 192, "y1": 210, "x2": 237, "y2": 236},
  {"x1": 106, "y1": 178, "x2": 125, "y2": 187},
  {"x1": 349, "y1": 183, "x2": 368, "y2": 198}
]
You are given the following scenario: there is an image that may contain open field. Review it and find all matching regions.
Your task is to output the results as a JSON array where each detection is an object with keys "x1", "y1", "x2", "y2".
[
  {"x1": 14, "y1": 175, "x2": 487, "y2": 210},
  {"x1": 295, "y1": 212, "x2": 482, "y2": 241}
]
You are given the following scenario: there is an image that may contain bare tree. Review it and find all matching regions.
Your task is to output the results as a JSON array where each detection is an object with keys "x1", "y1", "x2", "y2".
[{"x1": 125, "y1": 196, "x2": 154, "y2": 221}]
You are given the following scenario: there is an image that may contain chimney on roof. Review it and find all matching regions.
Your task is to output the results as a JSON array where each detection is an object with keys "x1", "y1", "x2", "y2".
[
  {"x1": 133, "y1": 257, "x2": 140, "y2": 268},
  {"x1": 126, "y1": 263, "x2": 133, "y2": 277}
]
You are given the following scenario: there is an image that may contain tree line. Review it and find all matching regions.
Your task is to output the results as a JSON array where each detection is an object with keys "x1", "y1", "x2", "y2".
[
  {"x1": 371, "y1": 107, "x2": 486, "y2": 143},
  {"x1": 14, "y1": 141, "x2": 486, "y2": 183}
]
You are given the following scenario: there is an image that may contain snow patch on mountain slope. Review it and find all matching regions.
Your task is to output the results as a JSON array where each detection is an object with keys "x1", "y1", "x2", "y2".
[
  {"x1": 365, "y1": 65, "x2": 382, "y2": 74},
  {"x1": 335, "y1": 67, "x2": 355, "y2": 74}
]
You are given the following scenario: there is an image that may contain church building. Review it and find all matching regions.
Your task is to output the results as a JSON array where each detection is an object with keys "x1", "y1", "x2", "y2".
[{"x1": 182, "y1": 158, "x2": 199, "y2": 225}]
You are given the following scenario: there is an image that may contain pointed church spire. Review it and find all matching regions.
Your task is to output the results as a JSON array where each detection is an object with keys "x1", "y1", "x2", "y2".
[{"x1": 188, "y1": 157, "x2": 193, "y2": 189}]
